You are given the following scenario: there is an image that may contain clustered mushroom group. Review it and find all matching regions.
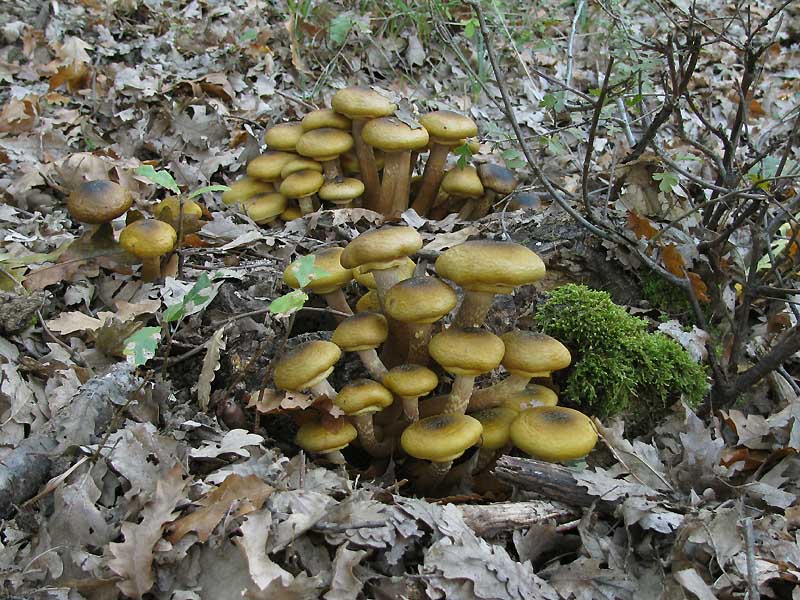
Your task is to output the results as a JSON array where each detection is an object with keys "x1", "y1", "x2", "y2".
[
  {"x1": 222, "y1": 86, "x2": 522, "y2": 222},
  {"x1": 273, "y1": 226, "x2": 599, "y2": 493}
]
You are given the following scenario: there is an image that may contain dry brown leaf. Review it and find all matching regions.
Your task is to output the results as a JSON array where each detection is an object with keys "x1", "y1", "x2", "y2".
[{"x1": 627, "y1": 211, "x2": 658, "y2": 240}]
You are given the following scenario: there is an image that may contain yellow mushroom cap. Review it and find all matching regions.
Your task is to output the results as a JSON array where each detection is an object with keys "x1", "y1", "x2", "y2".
[
  {"x1": 281, "y1": 158, "x2": 323, "y2": 179},
  {"x1": 68, "y1": 180, "x2": 132, "y2": 224},
  {"x1": 273, "y1": 340, "x2": 342, "y2": 392},
  {"x1": 361, "y1": 117, "x2": 429, "y2": 152},
  {"x1": 502, "y1": 384, "x2": 559, "y2": 412},
  {"x1": 441, "y1": 166, "x2": 484, "y2": 199},
  {"x1": 510, "y1": 406, "x2": 598, "y2": 462},
  {"x1": 319, "y1": 178, "x2": 364, "y2": 205},
  {"x1": 353, "y1": 257, "x2": 415, "y2": 289},
  {"x1": 295, "y1": 128, "x2": 354, "y2": 162},
  {"x1": 500, "y1": 331, "x2": 571, "y2": 378},
  {"x1": 435, "y1": 240, "x2": 546, "y2": 294},
  {"x1": 119, "y1": 219, "x2": 177, "y2": 259},
  {"x1": 302, "y1": 108, "x2": 352, "y2": 131},
  {"x1": 428, "y1": 327, "x2": 505, "y2": 376},
  {"x1": 281, "y1": 205, "x2": 303, "y2": 221},
  {"x1": 471, "y1": 407, "x2": 518, "y2": 450},
  {"x1": 383, "y1": 364, "x2": 438, "y2": 398},
  {"x1": 279, "y1": 169, "x2": 325, "y2": 199},
  {"x1": 247, "y1": 152, "x2": 297, "y2": 182},
  {"x1": 246, "y1": 193, "x2": 287, "y2": 224},
  {"x1": 340, "y1": 226, "x2": 422, "y2": 272},
  {"x1": 355, "y1": 290, "x2": 381, "y2": 313},
  {"x1": 383, "y1": 277, "x2": 457, "y2": 324},
  {"x1": 331, "y1": 312, "x2": 388, "y2": 351},
  {"x1": 331, "y1": 86, "x2": 397, "y2": 120},
  {"x1": 296, "y1": 419, "x2": 358, "y2": 453},
  {"x1": 420, "y1": 110, "x2": 478, "y2": 144},
  {"x1": 400, "y1": 414, "x2": 483, "y2": 462},
  {"x1": 334, "y1": 379, "x2": 393, "y2": 416},
  {"x1": 222, "y1": 177, "x2": 273, "y2": 206},
  {"x1": 264, "y1": 122, "x2": 304, "y2": 151},
  {"x1": 154, "y1": 196, "x2": 203, "y2": 220},
  {"x1": 283, "y1": 247, "x2": 353, "y2": 294}
]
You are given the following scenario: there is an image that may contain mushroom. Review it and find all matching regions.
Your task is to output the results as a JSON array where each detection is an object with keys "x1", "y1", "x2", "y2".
[
  {"x1": 67, "y1": 179, "x2": 132, "y2": 242},
  {"x1": 334, "y1": 379, "x2": 395, "y2": 457},
  {"x1": 471, "y1": 163, "x2": 518, "y2": 219},
  {"x1": 154, "y1": 196, "x2": 203, "y2": 234},
  {"x1": 383, "y1": 364, "x2": 439, "y2": 421},
  {"x1": 280, "y1": 204, "x2": 303, "y2": 222},
  {"x1": 353, "y1": 257, "x2": 416, "y2": 291},
  {"x1": 283, "y1": 247, "x2": 354, "y2": 318},
  {"x1": 331, "y1": 86, "x2": 397, "y2": 211},
  {"x1": 428, "y1": 327, "x2": 505, "y2": 415},
  {"x1": 318, "y1": 177, "x2": 364, "y2": 209},
  {"x1": 331, "y1": 312, "x2": 389, "y2": 380},
  {"x1": 295, "y1": 128, "x2": 354, "y2": 181},
  {"x1": 435, "y1": 240, "x2": 546, "y2": 327},
  {"x1": 264, "y1": 122, "x2": 304, "y2": 152},
  {"x1": 411, "y1": 111, "x2": 478, "y2": 216},
  {"x1": 279, "y1": 169, "x2": 324, "y2": 215},
  {"x1": 302, "y1": 108, "x2": 352, "y2": 132},
  {"x1": 468, "y1": 331, "x2": 571, "y2": 409},
  {"x1": 296, "y1": 418, "x2": 358, "y2": 465},
  {"x1": 361, "y1": 117, "x2": 429, "y2": 216},
  {"x1": 400, "y1": 413, "x2": 483, "y2": 492},
  {"x1": 245, "y1": 193, "x2": 287, "y2": 226},
  {"x1": 273, "y1": 340, "x2": 342, "y2": 399},
  {"x1": 281, "y1": 158, "x2": 323, "y2": 180},
  {"x1": 508, "y1": 191, "x2": 544, "y2": 212},
  {"x1": 510, "y1": 406, "x2": 598, "y2": 462},
  {"x1": 355, "y1": 290, "x2": 381, "y2": 313},
  {"x1": 383, "y1": 276, "x2": 457, "y2": 364},
  {"x1": 499, "y1": 384, "x2": 559, "y2": 412},
  {"x1": 246, "y1": 151, "x2": 298, "y2": 190},
  {"x1": 222, "y1": 176, "x2": 273, "y2": 206},
  {"x1": 437, "y1": 166, "x2": 484, "y2": 220},
  {"x1": 119, "y1": 219, "x2": 177, "y2": 282},
  {"x1": 470, "y1": 407, "x2": 518, "y2": 472}
]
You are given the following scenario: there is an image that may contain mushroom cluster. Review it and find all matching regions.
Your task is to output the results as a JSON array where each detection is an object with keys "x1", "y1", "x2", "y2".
[
  {"x1": 272, "y1": 226, "x2": 598, "y2": 493},
  {"x1": 222, "y1": 86, "x2": 522, "y2": 221}
]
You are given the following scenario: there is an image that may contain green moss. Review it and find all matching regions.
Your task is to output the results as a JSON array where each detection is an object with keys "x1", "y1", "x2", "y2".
[
  {"x1": 536, "y1": 284, "x2": 708, "y2": 424},
  {"x1": 640, "y1": 272, "x2": 693, "y2": 316}
]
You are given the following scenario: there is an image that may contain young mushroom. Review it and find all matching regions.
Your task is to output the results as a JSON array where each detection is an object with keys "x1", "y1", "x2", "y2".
[
  {"x1": 295, "y1": 418, "x2": 358, "y2": 465},
  {"x1": 510, "y1": 406, "x2": 598, "y2": 462},
  {"x1": 383, "y1": 364, "x2": 439, "y2": 421},
  {"x1": 331, "y1": 312, "x2": 389, "y2": 380},
  {"x1": 499, "y1": 384, "x2": 559, "y2": 412},
  {"x1": 472, "y1": 163, "x2": 519, "y2": 219},
  {"x1": 283, "y1": 247, "x2": 354, "y2": 318},
  {"x1": 154, "y1": 196, "x2": 204, "y2": 234},
  {"x1": 280, "y1": 158, "x2": 323, "y2": 180},
  {"x1": 245, "y1": 193, "x2": 287, "y2": 226},
  {"x1": 264, "y1": 122, "x2": 305, "y2": 152},
  {"x1": 438, "y1": 166, "x2": 484, "y2": 220},
  {"x1": 273, "y1": 340, "x2": 342, "y2": 399},
  {"x1": 222, "y1": 176, "x2": 274, "y2": 207},
  {"x1": 295, "y1": 128, "x2": 354, "y2": 181},
  {"x1": 247, "y1": 151, "x2": 298, "y2": 190},
  {"x1": 279, "y1": 169, "x2": 325, "y2": 215},
  {"x1": 318, "y1": 177, "x2": 364, "y2": 209},
  {"x1": 334, "y1": 379, "x2": 394, "y2": 457},
  {"x1": 119, "y1": 219, "x2": 177, "y2": 282},
  {"x1": 67, "y1": 179, "x2": 133, "y2": 242},
  {"x1": 301, "y1": 108, "x2": 352, "y2": 132},
  {"x1": 355, "y1": 290, "x2": 381, "y2": 313},
  {"x1": 470, "y1": 407, "x2": 518, "y2": 473}
]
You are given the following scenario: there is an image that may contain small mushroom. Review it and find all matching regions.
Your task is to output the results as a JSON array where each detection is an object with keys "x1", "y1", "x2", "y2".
[
  {"x1": 67, "y1": 179, "x2": 133, "y2": 242},
  {"x1": 222, "y1": 176, "x2": 274, "y2": 206},
  {"x1": 279, "y1": 169, "x2": 324, "y2": 215},
  {"x1": 438, "y1": 166, "x2": 483, "y2": 220},
  {"x1": 302, "y1": 108, "x2": 352, "y2": 132},
  {"x1": 296, "y1": 128, "x2": 354, "y2": 181},
  {"x1": 510, "y1": 406, "x2": 598, "y2": 462},
  {"x1": 383, "y1": 364, "x2": 439, "y2": 421},
  {"x1": 245, "y1": 193, "x2": 287, "y2": 226},
  {"x1": 264, "y1": 122, "x2": 305, "y2": 152},
  {"x1": 283, "y1": 247, "x2": 354, "y2": 318},
  {"x1": 334, "y1": 379, "x2": 394, "y2": 457},
  {"x1": 469, "y1": 407, "x2": 517, "y2": 473},
  {"x1": 318, "y1": 177, "x2": 364, "y2": 209},
  {"x1": 119, "y1": 219, "x2": 177, "y2": 282},
  {"x1": 154, "y1": 196, "x2": 203, "y2": 234},
  {"x1": 274, "y1": 340, "x2": 342, "y2": 399},
  {"x1": 471, "y1": 163, "x2": 518, "y2": 219},
  {"x1": 247, "y1": 151, "x2": 297, "y2": 189},
  {"x1": 499, "y1": 384, "x2": 559, "y2": 412},
  {"x1": 355, "y1": 290, "x2": 381, "y2": 313},
  {"x1": 280, "y1": 158, "x2": 323, "y2": 180},
  {"x1": 331, "y1": 312, "x2": 389, "y2": 380},
  {"x1": 296, "y1": 418, "x2": 358, "y2": 464}
]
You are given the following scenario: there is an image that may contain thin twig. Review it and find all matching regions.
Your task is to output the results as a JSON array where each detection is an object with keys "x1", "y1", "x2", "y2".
[
  {"x1": 743, "y1": 516, "x2": 760, "y2": 600},
  {"x1": 565, "y1": 0, "x2": 586, "y2": 89}
]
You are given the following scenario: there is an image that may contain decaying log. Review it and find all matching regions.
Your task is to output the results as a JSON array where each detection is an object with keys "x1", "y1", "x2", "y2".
[
  {"x1": 456, "y1": 500, "x2": 577, "y2": 537},
  {"x1": 0, "y1": 362, "x2": 140, "y2": 518},
  {"x1": 493, "y1": 456, "x2": 618, "y2": 514}
]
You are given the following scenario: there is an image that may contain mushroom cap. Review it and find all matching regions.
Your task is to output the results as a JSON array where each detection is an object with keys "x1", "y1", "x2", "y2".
[
  {"x1": 283, "y1": 247, "x2": 353, "y2": 294},
  {"x1": 435, "y1": 240, "x2": 545, "y2": 294},
  {"x1": 471, "y1": 407, "x2": 518, "y2": 450},
  {"x1": 302, "y1": 108, "x2": 352, "y2": 131},
  {"x1": 510, "y1": 406, "x2": 598, "y2": 462},
  {"x1": 68, "y1": 180, "x2": 133, "y2": 224},
  {"x1": 274, "y1": 340, "x2": 342, "y2": 391},
  {"x1": 246, "y1": 193, "x2": 287, "y2": 224},
  {"x1": 353, "y1": 257, "x2": 415, "y2": 289},
  {"x1": 500, "y1": 331, "x2": 571, "y2": 377},
  {"x1": 428, "y1": 327, "x2": 505, "y2": 376},
  {"x1": 247, "y1": 152, "x2": 298, "y2": 182},
  {"x1": 361, "y1": 117, "x2": 429, "y2": 152},
  {"x1": 383, "y1": 277, "x2": 457, "y2": 324},
  {"x1": 477, "y1": 163, "x2": 518, "y2": 195},
  {"x1": 340, "y1": 226, "x2": 422, "y2": 272},
  {"x1": 154, "y1": 196, "x2": 203, "y2": 220},
  {"x1": 331, "y1": 86, "x2": 397, "y2": 119},
  {"x1": 319, "y1": 178, "x2": 364, "y2": 205},
  {"x1": 296, "y1": 419, "x2": 358, "y2": 453},
  {"x1": 420, "y1": 110, "x2": 478, "y2": 144},
  {"x1": 509, "y1": 191, "x2": 543, "y2": 212},
  {"x1": 355, "y1": 290, "x2": 381, "y2": 313},
  {"x1": 401, "y1": 414, "x2": 483, "y2": 462},
  {"x1": 334, "y1": 379, "x2": 393, "y2": 416},
  {"x1": 441, "y1": 166, "x2": 484, "y2": 199},
  {"x1": 222, "y1": 177, "x2": 273, "y2": 206},
  {"x1": 281, "y1": 205, "x2": 303, "y2": 221},
  {"x1": 264, "y1": 122, "x2": 304, "y2": 151},
  {"x1": 383, "y1": 364, "x2": 438, "y2": 398},
  {"x1": 332, "y1": 312, "x2": 388, "y2": 351},
  {"x1": 119, "y1": 219, "x2": 177, "y2": 259},
  {"x1": 279, "y1": 169, "x2": 325, "y2": 199},
  {"x1": 295, "y1": 128, "x2": 354, "y2": 162},
  {"x1": 281, "y1": 158, "x2": 323, "y2": 179},
  {"x1": 502, "y1": 384, "x2": 559, "y2": 412}
]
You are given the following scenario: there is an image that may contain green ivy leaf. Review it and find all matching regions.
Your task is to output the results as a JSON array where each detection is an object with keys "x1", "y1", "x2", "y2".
[
  {"x1": 329, "y1": 14, "x2": 354, "y2": 44},
  {"x1": 652, "y1": 171, "x2": 679, "y2": 194},
  {"x1": 135, "y1": 165, "x2": 180, "y2": 194},
  {"x1": 287, "y1": 254, "x2": 330, "y2": 288},
  {"x1": 453, "y1": 143, "x2": 472, "y2": 169},
  {"x1": 186, "y1": 184, "x2": 231, "y2": 200},
  {"x1": 164, "y1": 273, "x2": 221, "y2": 322},
  {"x1": 123, "y1": 327, "x2": 162, "y2": 367},
  {"x1": 269, "y1": 290, "x2": 308, "y2": 316}
]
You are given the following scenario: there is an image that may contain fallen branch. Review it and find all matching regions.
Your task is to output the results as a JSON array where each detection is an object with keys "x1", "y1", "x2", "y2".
[{"x1": 456, "y1": 500, "x2": 577, "y2": 537}]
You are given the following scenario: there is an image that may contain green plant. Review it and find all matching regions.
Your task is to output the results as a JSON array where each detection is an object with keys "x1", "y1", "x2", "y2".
[
  {"x1": 640, "y1": 272, "x2": 693, "y2": 316},
  {"x1": 536, "y1": 284, "x2": 708, "y2": 425}
]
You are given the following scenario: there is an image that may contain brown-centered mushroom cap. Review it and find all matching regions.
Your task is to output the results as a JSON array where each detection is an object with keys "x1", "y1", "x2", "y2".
[
  {"x1": 361, "y1": 117, "x2": 429, "y2": 152},
  {"x1": 264, "y1": 122, "x2": 304, "y2": 152},
  {"x1": 510, "y1": 406, "x2": 598, "y2": 462},
  {"x1": 435, "y1": 240, "x2": 545, "y2": 294},
  {"x1": 279, "y1": 169, "x2": 325, "y2": 199},
  {"x1": 500, "y1": 331, "x2": 571, "y2": 377},
  {"x1": 119, "y1": 219, "x2": 177, "y2": 259},
  {"x1": 296, "y1": 419, "x2": 358, "y2": 454},
  {"x1": 334, "y1": 379, "x2": 393, "y2": 416},
  {"x1": 383, "y1": 364, "x2": 438, "y2": 398},
  {"x1": 332, "y1": 312, "x2": 388, "y2": 351},
  {"x1": 283, "y1": 247, "x2": 353, "y2": 294},
  {"x1": 340, "y1": 226, "x2": 422, "y2": 272},
  {"x1": 274, "y1": 340, "x2": 342, "y2": 391},
  {"x1": 478, "y1": 163, "x2": 518, "y2": 196},
  {"x1": 302, "y1": 108, "x2": 352, "y2": 131},
  {"x1": 222, "y1": 177, "x2": 274, "y2": 205},
  {"x1": 281, "y1": 158, "x2": 323, "y2": 179},
  {"x1": 502, "y1": 384, "x2": 559, "y2": 412},
  {"x1": 68, "y1": 180, "x2": 132, "y2": 224},
  {"x1": 331, "y1": 86, "x2": 397, "y2": 119},
  {"x1": 245, "y1": 193, "x2": 287, "y2": 224},
  {"x1": 428, "y1": 327, "x2": 505, "y2": 376},
  {"x1": 247, "y1": 151, "x2": 297, "y2": 182},
  {"x1": 296, "y1": 128, "x2": 354, "y2": 162},
  {"x1": 383, "y1": 277, "x2": 457, "y2": 324},
  {"x1": 319, "y1": 178, "x2": 364, "y2": 205},
  {"x1": 441, "y1": 166, "x2": 484, "y2": 198},
  {"x1": 471, "y1": 407, "x2": 518, "y2": 450},
  {"x1": 420, "y1": 110, "x2": 478, "y2": 144},
  {"x1": 400, "y1": 414, "x2": 483, "y2": 462}
]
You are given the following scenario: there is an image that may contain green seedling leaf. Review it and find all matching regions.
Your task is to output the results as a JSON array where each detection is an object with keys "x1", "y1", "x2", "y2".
[
  {"x1": 123, "y1": 326, "x2": 162, "y2": 367},
  {"x1": 652, "y1": 171, "x2": 679, "y2": 194},
  {"x1": 454, "y1": 143, "x2": 472, "y2": 169},
  {"x1": 241, "y1": 29, "x2": 258, "y2": 43},
  {"x1": 164, "y1": 273, "x2": 221, "y2": 322},
  {"x1": 461, "y1": 17, "x2": 478, "y2": 38},
  {"x1": 186, "y1": 184, "x2": 231, "y2": 200},
  {"x1": 329, "y1": 14, "x2": 354, "y2": 44},
  {"x1": 135, "y1": 165, "x2": 180, "y2": 194},
  {"x1": 501, "y1": 148, "x2": 526, "y2": 170},
  {"x1": 269, "y1": 290, "x2": 308, "y2": 316},
  {"x1": 287, "y1": 254, "x2": 330, "y2": 288}
]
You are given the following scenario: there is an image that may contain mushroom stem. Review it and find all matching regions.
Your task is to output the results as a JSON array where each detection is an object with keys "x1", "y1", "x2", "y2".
[
  {"x1": 411, "y1": 143, "x2": 450, "y2": 216},
  {"x1": 320, "y1": 289, "x2": 354, "y2": 320},
  {"x1": 321, "y1": 450, "x2": 347, "y2": 465},
  {"x1": 141, "y1": 257, "x2": 162, "y2": 282},
  {"x1": 467, "y1": 374, "x2": 531, "y2": 410},
  {"x1": 309, "y1": 379, "x2": 337, "y2": 400},
  {"x1": 322, "y1": 160, "x2": 342, "y2": 181},
  {"x1": 453, "y1": 291, "x2": 496, "y2": 328},
  {"x1": 417, "y1": 460, "x2": 452, "y2": 493},
  {"x1": 472, "y1": 190, "x2": 498, "y2": 220},
  {"x1": 440, "y1": 375, "x2": 476, "y2": 416},
  {"x1": 372, "y1": 267, "x2": 407, "y2": 306},
  {"x1": 298, "y1": 195, "x2": 316, "y2": 215},
  {"x1": 356, "y1": 349, "x2": 388, "y2": 380},
  {"x1": 352, "y1": 413, "x2": 392, "y2": 457},
  {"x1": 352, "y1": 119, "x2": 381, "y2": 211},
  {"x1": 372, "y1": 266, "x2": 411, "y2": 366},
  {"x1": 407, "y1": 323, "x2": 433, "y2": 365},
  {"x1": 401, "y1": 395, "x2": 420, "y2": 421},
  {"x1": 457, "y1": 197, "x2": 478, "y2": 221},
  {"x1": 375, "y1": 151, "x2": 412, "y2": 216},
  {"x1": 473, "y1": 448, "x2": 498, "y2": 473}
]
